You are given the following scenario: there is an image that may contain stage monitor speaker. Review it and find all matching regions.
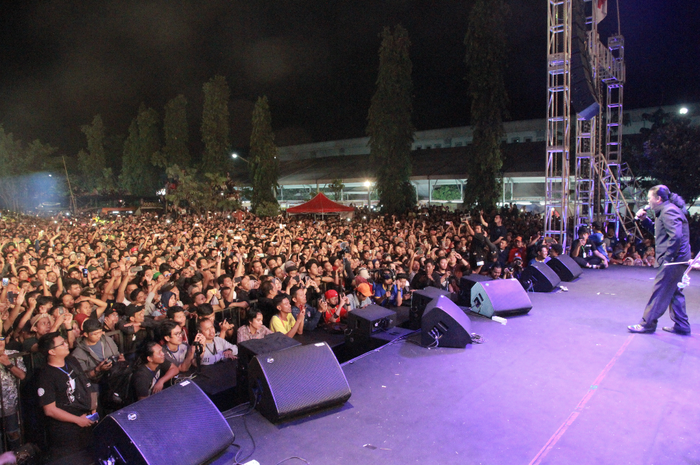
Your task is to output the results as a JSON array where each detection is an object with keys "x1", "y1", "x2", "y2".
[
  {"x1": 410, "y1": 287, "x2": 453, "y2": 329},
  {"x1": 94, "y1": 381, "x2": 233, "y2": 465},
  {"x1": 470, "y1": 278, "x2": 533, "y2": 318},
  {"x1": 421, "y1": 295, "x2": 472, "y2": 348},
  {"x1": 571, "y1": 0, "x2": 599, "y2": 120},
  {"x1": 458, "y1": 274, "x2": 491, "y2": 305},
  {"x1": 248, "y1": 342, "x2": 351, "y2": 422},
  {"x1": 520, "y1": 262, "x2": 562, "y2": 292},
  {"x1": 346, "y1": 304, "x2": 396, "y2": 338},
  {"x1": 547, "y1": 255, "x2": 583, "y2": 281},
  {"x1": 239, "y1": 332, "x2": 301, "y2": 368}
]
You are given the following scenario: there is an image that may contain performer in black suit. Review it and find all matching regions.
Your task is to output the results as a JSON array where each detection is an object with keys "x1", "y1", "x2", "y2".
[{"x1": 628, "y1": 185, "x2": 692, "y2": 335}]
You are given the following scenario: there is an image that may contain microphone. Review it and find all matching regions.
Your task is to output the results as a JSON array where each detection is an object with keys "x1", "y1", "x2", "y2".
[{"x1": 635, "y1": 205, "x2": 651, "y2": 220}]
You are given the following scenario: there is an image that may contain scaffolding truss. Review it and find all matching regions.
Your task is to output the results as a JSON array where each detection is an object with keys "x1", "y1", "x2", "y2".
[
  {"x1": 545, "y1": 0, "x2": 572, "y2": 245},
  {"x1": 547, "y1": 0, "x2": 636, "y2": 247}
]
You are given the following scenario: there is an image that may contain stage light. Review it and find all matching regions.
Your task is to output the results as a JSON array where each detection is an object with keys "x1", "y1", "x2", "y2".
[{"x1": 679, "y1": 107, "x2": 689, "y2": 115}]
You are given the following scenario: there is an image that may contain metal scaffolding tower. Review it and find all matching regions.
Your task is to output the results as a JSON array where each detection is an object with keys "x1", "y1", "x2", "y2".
[
  {"x1": 548, "y1": 0, "x2": 638, "y2": 246},
  {"x1": 545, "y1": 0, "x2": 572, "y2": 245}
]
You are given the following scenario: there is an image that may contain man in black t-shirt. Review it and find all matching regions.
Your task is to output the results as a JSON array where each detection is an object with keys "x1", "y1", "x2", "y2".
[
  {"x1": 132, "y1": 342, "x2": 179, "y2": 400},
  {"x1": 37, "y1": 332, "x2": 97, "y2": 464}
]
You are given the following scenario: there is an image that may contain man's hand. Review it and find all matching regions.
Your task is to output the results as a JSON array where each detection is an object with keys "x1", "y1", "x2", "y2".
[
  {"x1": 152, "y1": 380, "x2": 166, "y2": 394},
  {"x1": 75, "y1": 414, "x2": 95, "y2": 428},
  {"x1": 635, "y1": 208, "x2": 647, "y2": 220},
  {"x1": 220, "y1": 319, "x2": 233, "y2": 332},
  {"x1": 96, "y1": 359, "x2": 112, "y2": 373},
  {"x1": 0, "y1": 354, "x2": 12, "y2": 367}
]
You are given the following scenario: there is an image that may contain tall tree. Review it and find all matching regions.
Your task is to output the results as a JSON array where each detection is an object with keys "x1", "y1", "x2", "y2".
[
  {"x1": 161, "y1": 95, "x2": 190, "y2": 168},
  {"x1": 120, "y1": 104, "x2": 161, "y2": 196},
  {"x1": 201, "y1": 75, "x2": 231, "y2": 174},
  {"x1": 367, "y1": 25, "x2": 416, "y2": 215},
  {"x1": 628, "y1": 112, "x2": 700, "y2": 205},
  {"x1": 464, "y1": 0, "x2": 509, "y2": 209},
  {"x1": 78, "y1": 114, "x2": 107, "y2": 192},
  {"x1": 0, "y1": 126, "x2": 57, "y2": 211},
  {"x1": 249, "y1": 96, "x2": 279, "y2": 215}
]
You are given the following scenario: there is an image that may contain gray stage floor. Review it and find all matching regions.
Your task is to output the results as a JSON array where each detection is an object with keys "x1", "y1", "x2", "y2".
[{"x1": 225, "y1": 266, "x2": 700, "y2": 465}]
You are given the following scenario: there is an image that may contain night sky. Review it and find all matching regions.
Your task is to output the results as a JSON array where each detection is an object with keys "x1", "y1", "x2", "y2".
[{"x1": 0, "y1": 0, "x2": 698, "y2": 158}]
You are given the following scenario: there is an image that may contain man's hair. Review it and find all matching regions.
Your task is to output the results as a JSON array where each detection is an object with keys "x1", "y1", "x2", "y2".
[
  {"x1": 424, "y1": 258, "x2": 435, "y2": 267},
  {"x1": 216, "y1": 274, "x2": 232, "y2": 286},
  {"x1": 64, "y1": 278, "x2": 81, "y2": 289},
  {"x1": 259, "y1": 281, "x2": 275, "y2": 298},
  {"x1": 245, "y1": 307, "x2": 260, "y2": 324},
  {"x1": 650, "y1": 184, "x2": 687, "y2": 211},
  {"x1": 196, "y1": 303, "x2": 214, "y2": 318},
  {"x1": 129, "y1": 288, "x2": 144, "y2": 302},
  {"x1": 577, "y1": 226, "x2": 590, "y2": 236},
  {"x1": 139, "y1": 341, "x2": 160, "y2": 364},
  {"x1": 36, "y1": 295, "x2": 55, "y2": 308},
  {"x1": 166, "y1": 306, "x2": 185, "y2": 320},
  {"x1": 273, "y1": 293, "x2": 289, "y2": 309},
  {"x1": 289, "y1": 285, "x2": 303, "y2": 301},
  {"x1": 159, "y1": 320, "x2": 180, "y2": 341},
  {"x1": 38, "y1": 331, "x2": 62, "y2": 358}
]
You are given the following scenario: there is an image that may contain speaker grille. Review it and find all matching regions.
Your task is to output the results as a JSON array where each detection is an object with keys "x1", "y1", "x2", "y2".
[
  {"x1": 95, "y1": 381, "x2": 233, "y2": 465},
  {"x1": 250, "y1": 342, "x2": 351, "y2": 422}
]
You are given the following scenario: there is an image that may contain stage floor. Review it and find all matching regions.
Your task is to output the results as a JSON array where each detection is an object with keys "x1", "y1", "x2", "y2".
[{"x1": 224, "y1": 266, "x2": 700, "y2": 465}]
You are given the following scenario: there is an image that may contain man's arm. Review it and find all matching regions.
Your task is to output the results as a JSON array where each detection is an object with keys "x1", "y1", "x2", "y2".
[
  {"x1": 152, "y1": 363, "x2": 180, "y2": 395},
  {"x1": 43, "y1": 402, "x2": 94, "y2": 427}
]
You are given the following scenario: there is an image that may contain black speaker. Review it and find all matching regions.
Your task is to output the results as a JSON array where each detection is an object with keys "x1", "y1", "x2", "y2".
[
  {"x1": 346, "y1": 304, "x2": 396, "y2": 338},
  {"x1": 248, "y1": 342, "x2": 351, "y2": 422},
  {"x1": 470, "y1": 279, "x2": 533, "y2": 318},
  {"x1": 238, "y1": 332, "x2": 301, "y2": 368},
  {"x1": 94, "y1": 381, "x2": 233, "y2": 465},
  {"x1": 520, "y1": 262, "x2": 562, "y2": 292},
  {"x1": 571, "y1": 0, "x2": 599, "y2": 120},
  {"x1": 421, "y1": 295, "x2": 472, "y2": 348},
  {"x1": 458, "y1": 274, "x2": 491, "y2": 305},
  {"x1": 547, "y1": 255, "x2": 583, "y2": 281},
  {"x1": 410, "y1": 287, "x2": 452, "y2": 329}
]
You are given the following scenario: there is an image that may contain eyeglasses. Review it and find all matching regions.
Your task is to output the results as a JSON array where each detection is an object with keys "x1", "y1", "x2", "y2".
[{"x1": 53, "y1": 340, "x2": 69, "y2": 349}]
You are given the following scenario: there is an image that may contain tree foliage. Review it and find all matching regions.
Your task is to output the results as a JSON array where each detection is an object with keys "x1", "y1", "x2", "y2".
[
  {"x1": 201, "y1": 75, "x2": 231, "y2": 174},
  {"x1": 77, "y1": 115, "x2": 107, "y2": 191},
  {"x1": 249, "y1": 96, "x2": 279, "y2": 215},
  {"x1": 165, "y1": 165, "x2": 240, "y2": 214},
  {"x1": 120, "y1": 104, "x2": 161, "y2": 196},
  {"x1": 0, "y1": 126, "x2": 58, "y2": 211},
  {"x1": 464, "y1": 0, "x2": 509, "y2": 209},
  {"x1": 367, "y1": 25, "x2": 416, "y2": 215},
  {"x1": 162, "y1": 95, "x2": 190, "y2": 168},
  {"x1": 327, "y1": 179, "x2": 345, "y2": 201},
  {"x1": 628, "y1": 111, "x2": 700, "y2": 205}
]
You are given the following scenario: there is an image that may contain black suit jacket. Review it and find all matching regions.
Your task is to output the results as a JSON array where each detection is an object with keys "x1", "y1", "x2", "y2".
[{"x1": 640, "y1": 201, "x2": 691, "y2": 267}]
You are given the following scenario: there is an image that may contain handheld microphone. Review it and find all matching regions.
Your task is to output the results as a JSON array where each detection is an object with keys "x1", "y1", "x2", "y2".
[{"x1": 643, "y1": 205, "x2": 651, "y2": 211}]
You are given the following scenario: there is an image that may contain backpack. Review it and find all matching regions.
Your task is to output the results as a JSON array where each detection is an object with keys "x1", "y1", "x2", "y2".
[{"x1": 100, "y1": 360, "x2": 134, "y2": 410}]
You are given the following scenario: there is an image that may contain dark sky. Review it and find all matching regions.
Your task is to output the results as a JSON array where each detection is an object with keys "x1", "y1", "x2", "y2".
[{"x1": 0, "y1": 0, "x2": 698, "y2": 158}]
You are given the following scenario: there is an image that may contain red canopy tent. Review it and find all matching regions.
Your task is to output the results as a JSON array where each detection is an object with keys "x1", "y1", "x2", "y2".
[{"x1": 286, "y1": 192, "x2": 354, "y2": 215}]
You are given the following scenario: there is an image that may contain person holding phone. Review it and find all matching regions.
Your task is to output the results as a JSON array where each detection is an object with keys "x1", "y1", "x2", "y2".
[{"x1": 36, "y1": 332, "x2": 97, "y2": 463}]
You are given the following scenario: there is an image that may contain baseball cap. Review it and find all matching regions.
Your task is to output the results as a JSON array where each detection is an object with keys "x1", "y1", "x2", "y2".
[{"x1": 356, "y1": 283, "x2": 372, "y2": 297}]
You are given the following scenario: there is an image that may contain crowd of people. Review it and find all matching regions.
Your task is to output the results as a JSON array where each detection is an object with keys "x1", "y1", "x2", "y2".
[{"x1": 0, "y1": 202, "x2": 682, "y2": 463}]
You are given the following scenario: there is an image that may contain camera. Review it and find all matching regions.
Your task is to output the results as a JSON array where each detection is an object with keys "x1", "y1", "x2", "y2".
[{"x1": 106, "y1": 355, "x2": 119, "y2": 364}]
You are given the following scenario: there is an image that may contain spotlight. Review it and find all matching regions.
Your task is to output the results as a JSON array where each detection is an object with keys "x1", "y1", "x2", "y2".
[{"x1": 680, "y1": 107, "x2": 689, "y2": 115}]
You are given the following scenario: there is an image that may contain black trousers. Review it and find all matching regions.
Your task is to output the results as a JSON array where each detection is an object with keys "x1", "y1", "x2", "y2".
[{"x1": 640, "y1": 263, "x2": 690, "y2": 332}]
